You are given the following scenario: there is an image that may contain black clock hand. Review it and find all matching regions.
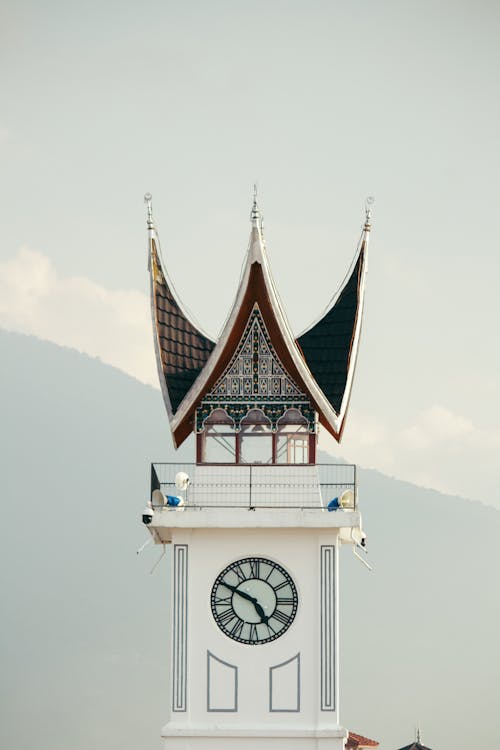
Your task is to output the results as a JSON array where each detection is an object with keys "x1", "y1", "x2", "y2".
[
  {"x1": 220, "y1": 580, "x2": 245, "y2": 596},
  {"x1": 220, "y1": 580, "x2": 269, "y2": 624},
  {"x1": 220, "y1": 581, "x2": 257, "y2": 604},
  {"x1": 253, "y1": 600, "x2": 268, "y2": 624}
]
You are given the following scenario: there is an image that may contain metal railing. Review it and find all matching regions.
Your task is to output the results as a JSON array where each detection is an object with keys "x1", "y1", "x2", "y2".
[{"x1": 150, "y1": 462, "x2": 356, "y2": 511}]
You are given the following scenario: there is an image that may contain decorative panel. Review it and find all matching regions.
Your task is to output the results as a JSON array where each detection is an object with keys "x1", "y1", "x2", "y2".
[
  {"x1": 269, "y1": 654, "x2": 301, "y2": 712},
  {"x1": 172, "y1": 544, "x2": 188, "y2": 712},
  {"x1": 207, "y1": 652, "x2": 238, "y2": 712},
  {"x1": 211, "y1": 305, "x2": 303, "y2": 400},
  {"x1": 320, "y1": 545, "x2": 335, "y2": 711},
  {"x1": 196, "y1": 304, "x2": 315, "y2": 431}
]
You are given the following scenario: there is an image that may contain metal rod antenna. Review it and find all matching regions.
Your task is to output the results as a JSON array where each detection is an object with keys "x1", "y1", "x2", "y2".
[
  {"x1": 364, "y1": 195, "x2": 375, "y2": 227},
  {"x1": 150, "y1": 544, "x2": 166, "y2": 574},
  {"x1": 353, "y1": 547, "x2": 373, "y2": 571},
  {"x1": 144, "y1": 192, "x2": 153, "y2": 228},
  {"x1": 136, "y1": 537, "x2": 152, "y2": 555}
]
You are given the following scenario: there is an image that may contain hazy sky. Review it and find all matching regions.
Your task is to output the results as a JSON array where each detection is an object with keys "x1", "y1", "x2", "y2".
[{"x1": 1, "y1": 0, "x2": 499, "y2": 508}]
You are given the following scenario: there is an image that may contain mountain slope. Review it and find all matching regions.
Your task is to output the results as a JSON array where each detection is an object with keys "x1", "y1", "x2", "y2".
[
  {"x1": 0, "y1": 331, "x2": 498, "y2": 750},
  {"x1": 340, "y1": 469, "x2": 499, "y2": 748}
]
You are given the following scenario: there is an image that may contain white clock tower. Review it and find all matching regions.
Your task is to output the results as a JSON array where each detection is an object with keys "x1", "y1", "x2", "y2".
[{"x1": 142, "y1": 191, "x2": 372, "y2": 750}]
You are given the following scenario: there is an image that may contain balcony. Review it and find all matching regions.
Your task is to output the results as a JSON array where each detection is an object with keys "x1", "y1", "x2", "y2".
[{"x1": 150, "y1": 462, "x2": 357, "y2": 511}]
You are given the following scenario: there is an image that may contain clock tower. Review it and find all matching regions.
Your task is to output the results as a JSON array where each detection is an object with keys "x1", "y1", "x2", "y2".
[{"x1": 143, "y1": 191, "x2": 372, "y2": 750}]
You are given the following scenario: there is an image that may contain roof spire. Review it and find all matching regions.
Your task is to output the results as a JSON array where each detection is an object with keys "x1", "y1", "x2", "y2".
[
  {"x1": 364, "y1": 195, "x2": 374, "y2": 231},
  {"x1": 144, "y1": 192, "x2": 154, "y2": 230},
  {"x1": 416, "y1": 727, "x2": 422, "y2": 745},
  {"x1": 250, "y1": 183, "x2": 260, "y2": 227}
]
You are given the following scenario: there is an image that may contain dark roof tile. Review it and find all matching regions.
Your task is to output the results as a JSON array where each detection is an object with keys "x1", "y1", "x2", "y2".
[
  {"x1": 152, "y1": 246, "x2": 215, "y2": 413},
  {"x1": 296, "y1": 249, "x2": 364, "y2": 414}
]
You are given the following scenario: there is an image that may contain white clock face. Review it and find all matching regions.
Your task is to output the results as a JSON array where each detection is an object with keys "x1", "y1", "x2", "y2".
[{"x1": 211, "y1": 557, "x2": 298, "y2": 645}]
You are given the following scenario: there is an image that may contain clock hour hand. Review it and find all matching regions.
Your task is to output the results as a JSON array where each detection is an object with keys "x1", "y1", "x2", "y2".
[
  {"x1": 220, "y1": 580, "x2": 269, "y2": 624},
  {"x1": 252, "y1": 600, "x2": 269, "y2": 624}
]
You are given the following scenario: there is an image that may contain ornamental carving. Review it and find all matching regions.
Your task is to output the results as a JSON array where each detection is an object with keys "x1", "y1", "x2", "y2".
[{"x1": 196, "y1": 305, "x2": 315, "y2": 432}]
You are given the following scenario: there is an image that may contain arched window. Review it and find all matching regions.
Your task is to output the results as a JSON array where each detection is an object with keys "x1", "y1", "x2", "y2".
[
  {"x1": 276, "y1": 409, "x2": 309, "y2": 464},
  {"x1": 239, "y1": 409, "x2": 273, "y2": 464},
  {"x1": 198, "y1": 406, "x2": 313, "y2": 465},
  {"x1": 203, "y1": 409, "x2": 236, "y2": 463}
]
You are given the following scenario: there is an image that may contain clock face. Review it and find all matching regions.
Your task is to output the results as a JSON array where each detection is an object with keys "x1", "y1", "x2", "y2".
[{"x1": 211, "y1": 557, "x2": 298, "y2": 645}]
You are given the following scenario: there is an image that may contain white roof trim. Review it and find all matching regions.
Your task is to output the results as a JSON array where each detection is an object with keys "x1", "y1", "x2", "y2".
[
  {"x1": 169, "y1": 225, "x2": 264, "y2": 434},
  {"x1": 149, "y1": 229, "x2": 175, "y2": 425},
  {"x1": 295, "y1": 225, "x2": 370, "y2": 432},
  {"x1": 150, "y1": 225, "x2": 215, "y2": 342},
  {"x1": 337, "y1": 230, "x2": 370, "y2": 426}
]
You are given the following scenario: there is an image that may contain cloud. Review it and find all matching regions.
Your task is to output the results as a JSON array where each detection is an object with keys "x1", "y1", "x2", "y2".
[
  {"x1": 400, "y1": 406, "x2": 477, "y2": 450},
  {"x1": 0, "y1": 247, "x2": 158, "y2": 386},
  {"x1": 321, "y1": 406, "x2": 500, "y2": 507}
]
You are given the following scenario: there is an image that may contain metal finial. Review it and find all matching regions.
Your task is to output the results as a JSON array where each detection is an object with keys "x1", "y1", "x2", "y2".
[
  {"x1": 364, "y1": 195, "x2": 374, "y2": 229},
  {"x1": 416, "y1": 727, "x2": 422, "y2": 745},
  {"x1": 250, "y1": 183, "x2": 260, "y2": 226},
  {"x1": 144, "y1": 192, "x2": 153, "y2": 229}
]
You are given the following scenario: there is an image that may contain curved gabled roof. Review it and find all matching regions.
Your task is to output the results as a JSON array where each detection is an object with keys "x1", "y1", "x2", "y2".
[
  {"x1": 297, "y1": 224, "x2": 369, "y2": 438},
  {"x1": 147, "y1": 194, "x2": 371, "y2": 448},
  {"x1": 149, "y1": 234, "x2": 215, "y2": 420}
]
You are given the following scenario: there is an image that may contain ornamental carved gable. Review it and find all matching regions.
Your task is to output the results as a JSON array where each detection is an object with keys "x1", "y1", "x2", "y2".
[
  {"x1": 211, "y1": 305, "x2": 304, "y2": 400},
  {"x1": 196, "y1": 305, "x2": 315, "y2": 432}
]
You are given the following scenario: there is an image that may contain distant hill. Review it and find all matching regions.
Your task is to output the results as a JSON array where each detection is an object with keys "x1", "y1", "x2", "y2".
[{"x1": 0, "y1": 330, "x2": 498, "y2": 750}]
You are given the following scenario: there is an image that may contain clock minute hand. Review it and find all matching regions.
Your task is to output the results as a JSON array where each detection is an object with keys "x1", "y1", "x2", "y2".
[
  {"x1": 220, "y1": 580, "x2": 244, "y2": 595},
  {"x1": 221, "y1": 581, "x2": 255, "y2": 602},
  {"x1": 221, "y1": 581, "x2": 269, "y2": 624}
]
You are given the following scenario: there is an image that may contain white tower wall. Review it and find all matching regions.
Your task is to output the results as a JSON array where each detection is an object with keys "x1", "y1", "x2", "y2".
[{"x1": 150, "y1": 508, "x2": 357, "y2": 750}]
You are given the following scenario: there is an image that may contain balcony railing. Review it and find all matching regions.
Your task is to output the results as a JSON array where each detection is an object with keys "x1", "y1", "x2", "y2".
[{"x1": 150, "y1": 462, "x2": 357, "y2": 511}]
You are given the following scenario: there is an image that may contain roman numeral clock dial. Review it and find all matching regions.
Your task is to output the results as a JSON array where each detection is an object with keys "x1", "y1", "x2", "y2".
[{"x1": 211, "y1": 557, "x2": 298, "y2": 644}]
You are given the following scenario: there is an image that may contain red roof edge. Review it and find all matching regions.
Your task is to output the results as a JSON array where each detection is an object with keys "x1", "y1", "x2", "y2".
[{"x1": 347, "y1": 731, "x2": 380, "y2": 748}]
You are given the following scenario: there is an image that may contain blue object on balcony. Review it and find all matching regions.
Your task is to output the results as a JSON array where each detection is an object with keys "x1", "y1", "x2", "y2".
[
  {"x1": 166, "y1": 495, "x2": 183, "y2": 507},
  {"x1": 327, "y1": 497, "x2": 340, "y2": 512}
]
